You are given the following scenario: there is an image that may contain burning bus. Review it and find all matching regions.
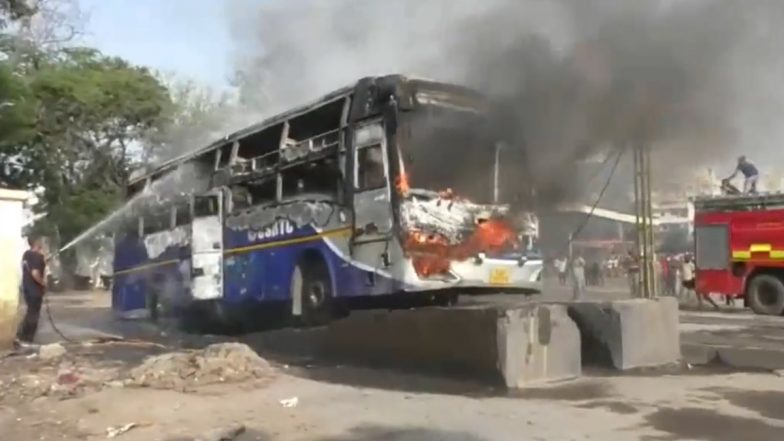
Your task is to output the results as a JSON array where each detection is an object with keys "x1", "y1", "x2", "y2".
[{"x1": 112, "y1": 75, "x2": 542, "y2": 326}]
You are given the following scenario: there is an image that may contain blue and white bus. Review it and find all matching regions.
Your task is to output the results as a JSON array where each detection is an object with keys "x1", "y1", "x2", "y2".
[{"x1": 112, "y1": 75, "x2": 543, "y2": 326}]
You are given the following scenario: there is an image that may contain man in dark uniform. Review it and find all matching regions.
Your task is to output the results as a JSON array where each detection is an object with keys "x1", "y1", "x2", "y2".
[
  {"x1": 726, "y1": 156, "x2": 759, "y2": 194},
  {"x1": 15, "y1": 236, "x2": 47, "y2": 348}
]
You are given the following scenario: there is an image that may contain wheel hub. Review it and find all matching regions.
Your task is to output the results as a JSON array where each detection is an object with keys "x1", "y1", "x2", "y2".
[{"x1": 307, "y1": 281, "x2": 327, "y2": 307}]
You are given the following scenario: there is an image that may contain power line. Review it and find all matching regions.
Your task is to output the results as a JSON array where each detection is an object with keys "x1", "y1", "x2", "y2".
[{"x1": 564, "y1": 147, "x2": 627, "y2": 250}]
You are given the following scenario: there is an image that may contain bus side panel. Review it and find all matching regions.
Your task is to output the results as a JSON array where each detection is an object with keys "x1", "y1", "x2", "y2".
[
  {"x1": 221, "y1": 225, "x2": 401, "y2": 304},
  {"x1": 147, "y1": 244, "x2": 191, "y2": 309},
  {"x1": 112, "y1": 272, "x2": 147, "y2": 316},
  {"x1": 112, "y1": 234, "x2": 149, "y2": 316},
  {"x1": 113, "y1": 233, "x2": 192, "y2": 316}
]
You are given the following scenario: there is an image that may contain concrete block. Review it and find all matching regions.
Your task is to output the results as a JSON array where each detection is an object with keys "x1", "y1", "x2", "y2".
[
  {"x1": 567, "y1": 297, "x2": 681, "y2": 370},
  {"x1": 324, "y1": 304, "x2": 581, "y2": 388},
  {"x1": 497, "y1": 304, "x2": 581, "y2": 388},
  {"x1": 716, "y1": 346, "x2": 784, "y2": 371}
]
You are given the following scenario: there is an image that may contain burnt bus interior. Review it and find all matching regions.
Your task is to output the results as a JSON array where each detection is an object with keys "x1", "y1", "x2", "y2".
[{"x1": 122, "y1": 76, "x2": 495, "y2": 238}]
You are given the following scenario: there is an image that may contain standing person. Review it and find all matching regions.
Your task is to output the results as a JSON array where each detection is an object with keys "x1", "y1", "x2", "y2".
[
  {"x1": 624, "y1": 250, "x2": 641, "y2": 297},
  {"x1": 593, "y1": 260, "x2": 604, "y2": 286},
  {"x1": 681, "y1": 254, "x2": 719, "y2": 310},
  {"x1": 554, "y1": 256, "x2": 568, "y2": 286},
  {"x1": 667, "y1": 257, "x2": 679, "y2": 296},
  {"x1": 725, "y1": 156, "x2": 759, "y2": 194},
  {"x1": 571, "y1": 254, "x2": 587, "y2": 300},
  {"x1": 680, "y1": 254, "x2": 696, "y2": 300},
  {"x1": 659, "y1": 256, "x2": 671, "y2": 295},
  {"x1": 15, "y1": 236, "x2": 47, "y2": 348}
]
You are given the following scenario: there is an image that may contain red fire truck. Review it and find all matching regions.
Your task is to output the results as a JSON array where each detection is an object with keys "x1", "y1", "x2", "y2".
[{"x1": 693, "y1": 192, "x2": 784, "y2": 315}]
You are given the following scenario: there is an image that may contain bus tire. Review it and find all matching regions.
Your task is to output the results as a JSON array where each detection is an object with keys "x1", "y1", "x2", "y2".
[
  {"x1": 292, "y1": 256, "x2": 334, "y2": 326},
  {"x1": 747, "y1": 274, "x2": 784, "y2": 316}
]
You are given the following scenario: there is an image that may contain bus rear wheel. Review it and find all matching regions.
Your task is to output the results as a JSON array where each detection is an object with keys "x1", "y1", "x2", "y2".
[
  {"x1": 747, "y1": 274, "x2": 784, "y2": 316},
  {"x1": 292, "y1": 256, "x2": 334, "y2": 326}
]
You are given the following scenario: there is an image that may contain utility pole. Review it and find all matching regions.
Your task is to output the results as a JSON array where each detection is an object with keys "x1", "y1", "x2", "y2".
[{"x1": 633, "y1": 144, "x2": 657, "y2": 298}]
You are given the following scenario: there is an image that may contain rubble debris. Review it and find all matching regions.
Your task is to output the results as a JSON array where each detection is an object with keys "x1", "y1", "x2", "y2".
[
  {"x1": 127, "y1": 343, "x2": 273, "y2": 390},
  {"x1": 106, "y1": 422, "x2": 141, "y2": 438},
  {"x1": 38, "y1": 343, "x2": 67, "y2": 361},
  {"x1": 279, "y1": 396, "x2": 299, "y2": 408}
]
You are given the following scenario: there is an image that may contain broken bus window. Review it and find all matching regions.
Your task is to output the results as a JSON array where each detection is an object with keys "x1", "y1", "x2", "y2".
[{"x1": 356, "y1": 144, "x2": 386, "y2": 191}]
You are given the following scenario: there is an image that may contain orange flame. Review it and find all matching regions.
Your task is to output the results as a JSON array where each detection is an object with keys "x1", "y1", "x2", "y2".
[
  {"x1": 395, "y1": 171, "x2": 411, "y2": 195},
  {"x1": 403, "y1": 218, "x2": 518, "y2": 278}
]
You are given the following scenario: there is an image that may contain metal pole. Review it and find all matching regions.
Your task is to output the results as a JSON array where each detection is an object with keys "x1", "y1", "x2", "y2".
[
  {"x1": 645, "y1": 144, "x2": 657, "y2": 298},
  {"x1": 632, "y1": 147, "x2": 640, "y2": 298},
  {"x1": 639, "y1": 145, "x2": 649, "y2": 298},
  {"x1": 493, "y1": 144, "x2": 501, "y2": 204},
  {"x1": 634, "y1": 145, "x2": 648, "y2": 298}
]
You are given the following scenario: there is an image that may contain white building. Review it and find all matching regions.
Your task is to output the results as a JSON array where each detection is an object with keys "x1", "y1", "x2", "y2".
[{"x1": 0, "y1": 188, "x2": 32, "y2": 347}]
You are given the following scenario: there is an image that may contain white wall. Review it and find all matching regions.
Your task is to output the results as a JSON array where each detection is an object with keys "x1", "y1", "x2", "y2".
[{"x1": 0, "y1": 190, "x2": 29, "y2": 346}]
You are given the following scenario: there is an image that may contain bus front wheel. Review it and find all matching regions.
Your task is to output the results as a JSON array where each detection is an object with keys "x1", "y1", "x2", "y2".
[{"x1": 747, "y1": 274, "x2": 784, "y2": 316}]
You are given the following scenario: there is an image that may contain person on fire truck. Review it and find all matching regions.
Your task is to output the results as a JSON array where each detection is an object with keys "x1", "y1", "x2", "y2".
[{"x1": 725, "y1": 156, "x2": 759, "y2": 194}]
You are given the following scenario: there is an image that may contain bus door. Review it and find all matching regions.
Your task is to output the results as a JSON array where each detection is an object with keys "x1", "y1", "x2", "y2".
[
  {"x1": 191, "y1": 190, "x2": 224, "y2": 300},
  {"x1": 351, "y1": 120, "x2": 394, "y2": 266}
]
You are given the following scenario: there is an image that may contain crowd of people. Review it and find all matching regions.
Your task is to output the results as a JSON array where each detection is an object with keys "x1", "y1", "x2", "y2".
[{"x1": 549, "y1": 251, "x2": 707, "y2": 304}]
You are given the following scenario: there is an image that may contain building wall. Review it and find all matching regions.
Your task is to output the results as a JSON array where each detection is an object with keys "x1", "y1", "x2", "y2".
[{"x1": 0, "y1": 190, "x2": 29, "y2": 347}]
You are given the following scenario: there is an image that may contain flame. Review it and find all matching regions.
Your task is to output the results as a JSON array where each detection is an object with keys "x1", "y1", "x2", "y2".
[
  {"x1": 472, "y1": 219, "x2": 518, "y2": 253},
  {"x1": 403, "y1": 218, "x2": 518, "y2": 278},
  {"x1": 395, "y1": 171, "x2": 411, "y2": 195}
]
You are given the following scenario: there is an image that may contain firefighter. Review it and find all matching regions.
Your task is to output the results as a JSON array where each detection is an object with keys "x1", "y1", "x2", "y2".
[
  {"x1": 14, "y1": 236, "x2": 47, "y2": 348},
  {"x1": 725, "y1": 156, "x2": 759, "y2": 194}
]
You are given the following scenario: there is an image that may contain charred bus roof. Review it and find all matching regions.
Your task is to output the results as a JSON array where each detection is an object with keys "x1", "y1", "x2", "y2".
[{"x1": 127, "y1": 75, "x2": 488, "y2": 190}]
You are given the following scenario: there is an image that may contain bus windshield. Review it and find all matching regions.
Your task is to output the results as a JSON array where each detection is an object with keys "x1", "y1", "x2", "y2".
[{"x1": 399, "y1": 101, "x2": 498, "y2": 204}]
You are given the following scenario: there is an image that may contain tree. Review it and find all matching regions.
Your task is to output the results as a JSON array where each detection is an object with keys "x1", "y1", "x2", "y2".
[
  {"x1": 146, "y1": 74, "x2": 236, "y2": 162},
  {"x1": 20, "y1": 48, "x2": 172, "y2": 247},
  {"x1": 0, "y1": 0, "x2": 34, "y2": 28}
]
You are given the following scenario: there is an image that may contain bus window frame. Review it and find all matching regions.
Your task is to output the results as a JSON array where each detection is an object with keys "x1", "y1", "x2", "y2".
[
  {"x1": 353, "y1": 120, "x2": 388, "y2": 193},
  {"x1": 192, "y1": 193, "x2": 221, "y2": 218}
]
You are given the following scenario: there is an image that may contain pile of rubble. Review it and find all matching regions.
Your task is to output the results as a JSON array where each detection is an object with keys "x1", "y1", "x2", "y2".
[
  {"x1": 127, "y1": 343, "x2": 273, "y2": 390},
  {"x1": 0, "y1": 344, "x2": 120, "y2": 403}
]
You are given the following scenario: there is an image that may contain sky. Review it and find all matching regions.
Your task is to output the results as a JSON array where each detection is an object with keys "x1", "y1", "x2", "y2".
[{"x1": 77, "y1": 0, "x2": 233, "y2": 88}]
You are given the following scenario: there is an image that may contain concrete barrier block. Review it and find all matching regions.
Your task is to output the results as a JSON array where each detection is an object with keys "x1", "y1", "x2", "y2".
[
  {"x1": 498, "y1": 304, "x2": 581, "y2": 388},
  {"x1": 324, "y1": 304, "x2": 580, "y2": 388},
  {"x1": 717, "y1": 347, "x2": 784, "y2": 371},
  {"x1": 567, "y1": 297, "x2": 680, "y2": 370}
]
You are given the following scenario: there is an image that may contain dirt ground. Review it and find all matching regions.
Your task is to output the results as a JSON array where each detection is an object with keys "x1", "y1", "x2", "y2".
[{"x1": 2, "y1": 290, "x2": 784, "y2": 441}]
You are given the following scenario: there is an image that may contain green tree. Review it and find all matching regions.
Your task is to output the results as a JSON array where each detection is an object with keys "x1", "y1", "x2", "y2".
[
  {"x1": 0, "y1": 0, "x2": 34, "y2": 27},
  {"x1": 0, "y1": 0, "x2": 37, "y2": 187},
  {"x1": 22, "y1": 48, "x2": 172, "y2": 246}
]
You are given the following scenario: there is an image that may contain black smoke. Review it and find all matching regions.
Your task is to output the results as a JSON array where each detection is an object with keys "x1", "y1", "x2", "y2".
[{"x1": 227, "y1": 0, "x2": 784, "y2": 205}]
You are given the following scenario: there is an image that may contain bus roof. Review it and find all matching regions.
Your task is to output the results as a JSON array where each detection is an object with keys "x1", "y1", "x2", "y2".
[
  {"x1": 128, "y1": 83, "x2": 355, "y2": 187},
  {"x1": 128, "y1": 75, "x2": 486, "y2": 188}
]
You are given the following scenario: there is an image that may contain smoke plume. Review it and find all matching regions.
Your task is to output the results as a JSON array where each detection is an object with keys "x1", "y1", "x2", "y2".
[{"x1": 227, "y1": 0, "x2": 784, "y2": 203}]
